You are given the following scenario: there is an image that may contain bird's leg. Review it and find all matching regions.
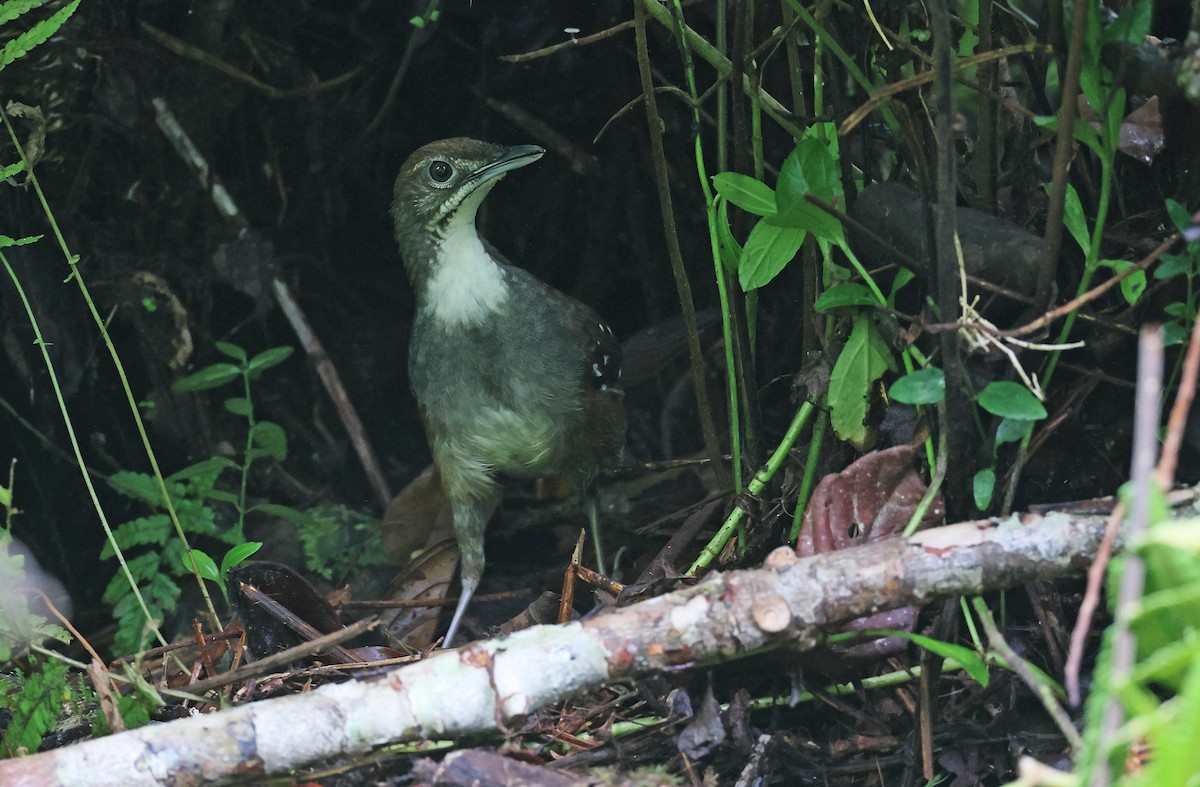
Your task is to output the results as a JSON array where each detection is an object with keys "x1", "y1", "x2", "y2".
[{"x1": 442, "y1": 484, "x2": 500, "y2": 648}]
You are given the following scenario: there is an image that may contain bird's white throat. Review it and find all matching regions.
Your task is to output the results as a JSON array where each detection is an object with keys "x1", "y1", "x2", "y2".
[{"x1": 426, "y1": 201, "x2": 510, "y2": 327}]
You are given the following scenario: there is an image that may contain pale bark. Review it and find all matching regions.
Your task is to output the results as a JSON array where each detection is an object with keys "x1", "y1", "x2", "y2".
[{"x1": 0, "y1": 511, "x2": 1109, "y2": 787}]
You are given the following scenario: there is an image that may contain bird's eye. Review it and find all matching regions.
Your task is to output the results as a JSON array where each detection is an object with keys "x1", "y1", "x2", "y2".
[{"x1": 427, "y1": 160, "x2": 454, "y2": 183}]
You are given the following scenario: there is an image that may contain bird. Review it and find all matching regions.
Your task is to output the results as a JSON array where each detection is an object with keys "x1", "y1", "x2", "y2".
[{"x1": 390, "y1": 138, "x2": 626, "y2": 647}]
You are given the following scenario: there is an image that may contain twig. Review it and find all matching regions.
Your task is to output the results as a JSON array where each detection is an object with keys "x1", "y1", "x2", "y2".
[
  {"x1": 971, "y1": 597, "x2": 1084, "y2": 750},
  {"x1": 1000, "y1": 216, "x2": 1198, "y2": 339},
  {"x1": 139, "y1": 21, "x2": 361, "y2": 101},
  {"x1": 151, "y1": 97, "x2": 393, "y2": 509},
  {"x1": 499, "y1": 19, "x2": 637, "y2": 63}
]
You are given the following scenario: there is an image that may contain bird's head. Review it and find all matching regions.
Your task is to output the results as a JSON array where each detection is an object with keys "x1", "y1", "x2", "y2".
[{"x1": 391, "y1": 138, "x2": 544, "y2": 259}]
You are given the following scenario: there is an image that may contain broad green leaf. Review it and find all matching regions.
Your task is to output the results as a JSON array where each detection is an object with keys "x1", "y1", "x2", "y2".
[
  {"x1": 1154, "y1": 252, "x2": 1191, "y2": 280},
  {"x1": 167, "y1": 456, "x2": 238, "y2": 484},
  {"x1": 1163, "y1": 320, "x2": 1188, "y2": 347},
  {"x1": 0, "y1": 233, "x2": 41, "y2": 247},
  {"x1": 994, "y1": 417, "x2": 1031, "y2": 449},
  {"x1": 1165, "y1": 198, "x2": 1192, "y2": 235},
  {"x1": 815, "y1": 282, "x2": 877, "y2": 311},
  {"x1": 712, "y1": 173, "x2": 776, "y2": 217},
  {"x1": 215, "y1": 341, "x2": 247, "y2": 362},
  {"x1": 251, "y1": 502, "x2": 322, "y2": 528},
  {"x1": 889, "y1": 367, "x2": 945, "y2": 405},
  {"x1": 774, "y1": 137, "x2": 845, "y2": 243},
  {"x1": 977, "y1": 381, "x2": 1047, "y2": 420},
  {"x1": 829, "y1": 314, "x2": 895, "y2": 448},
  {"x1": 221, "y1": 541, "x2": 263, "y2": 574},
  {"x1": 247, "y1": 346, "x2": 294, "y2": 377},
  {"x1": 1096, "y1": 259, "x2": 1145, "y2": 305},
  {"x1": 1062, "y1": 184, "x2": 1090, "y2": 253},
  {"x1": 738, "y1": 221, "x2": 806, "y2": 291},
  {"x1": 973, "y1": 468, "x2": 995, "y2": 510},
  {"x1": 887, "y1": 268, "x2": 915, "y2": 306},
  {"x1": 186, "y1": 550, "x2": 220, "y2": 582},
  {"x1": 173, "y1": 363, "x2": 240, "y2": 393},
  {"x1": 224, "y1": 397, "x2": 253, "y2": 417},
  {"x1": 1101, "y1": 1, "x2": 1151, "y2": 45},
  {"x1": 863, "y1": 629, "x2": 989, "y2": 687},
  {"x1": 249, "y1": 420, "x2": 287, "y2": 461}
]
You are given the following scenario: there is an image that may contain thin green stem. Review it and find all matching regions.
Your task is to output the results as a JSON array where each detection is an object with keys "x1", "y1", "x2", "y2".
[
  {"x1": 689, "y1": 401, "x2": 814, "y2": 575},
  {"x1": 789, "y1": 406, "x2": 827, "y2": 541},
  {"x1": 1, "y1": 107, "x2": 221, "y2": 632},
  {"x1": 668, "y1": 0, "x2": 743, "y2": 494},
  {"x1": 1, "y1": 248, "x2": 168, "y2": 651}
]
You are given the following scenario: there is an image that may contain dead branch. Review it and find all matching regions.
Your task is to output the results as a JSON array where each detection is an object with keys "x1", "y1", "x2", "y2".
[{"x1": 0, "y1": 509, "x2": 1120, "y2": 786}]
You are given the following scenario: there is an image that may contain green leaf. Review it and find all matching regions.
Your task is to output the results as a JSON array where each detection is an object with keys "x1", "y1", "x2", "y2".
[
  {"x1": 214, "y1": 341, "x2": 247, "y2": 362},
  {"x1": 977, "y1": 381, "x2": 1047, "y2": 420},
  {"x1": 0, "y1": 0, "x2": 78, "y2": 70},
  {"x1": 166, "y1": 456, "x2": 238, "y2": 485},
  {"x1": 1095, "y1": 259, "x2": 1145, "y2": 306},
  {"x1": 0, "y1": 160, "x2": 25, "y2": 179},
  {"x1": 887, "y1": 268, "x2": 915, "y2": 306},
  {"x1": 220, "y1": 541, "x2": 262, "y2": 574},
  {"x1": 1, "y1": 658, "x2": 71, "y2": 756},
  {"x1": 712, "y1": 173, "x2": 777, "y2": 217},
  {"x1": 204, "y1": 489, "x2": 240, "y2": 505},
  {"x1": 715, "y1": 198, "x2": 744, "y2": 272},
  {"x1": 863, "y1": 629, "x2": 989, "y2": 687},
  {"x1": 829, "y1": 314, "x2": 895, "y2": 448},
  {"x1": 1062, "y1": 184, "x2": 1090, "y2": 253},
  {"x1": 1163, "y1": 320, "x2": 1188, "y2": 347},
  {"x1": 0, "y1": 1, "x2": 47, "y2": 27},
  {"x1": 186, "y1": 550, "x2": 220, "y2": 582},
  {"x1": 249, "y1": 420, "x2": 287, "y2": 461},
  {"x1": 251, "y1": 502, "x2": 322, "y2": 528},
  {"x1": 889, "y1": 367, "x2": 945, "y2": 405},
  {"x1": 738, "y1": 221, "x2": 807, "y2": 291},
  {"x1": 247, "y1": 346, "x2": 294, "y2": 377},
  {"x1": 224, "y1": 397, "x2": 253, "y2": 417},
  {"x1": 773, "y1": 137, "x2": 845, "y2": 243},
  {"x1": 1154, "y1": 252, "x2": 1192, "y2": 281},
  {"x1": 1166, "y1": 199, "x2": 1192, "y2": 235},
  {"x1": 100, "y1": 515, "x2": 171, "y2": 559},
  {"x1": 1101, "y1": 1, "x2": 1151, "y2": 45},
  {"x1": 172, "y1": 363, "x2": 240, "y2": 393},
  {"x1": 994, "y1": 417, "x2": 1031, "y2": 449},
  {"x1": 814, "y1": 282, "x2": 877, "y2": 311},
  {"x1": 0, "y1": 233, "x2": 42, "y2": 247},
  {"x1": 973, "y1": 468, "x2": 995, "y2": 511}
]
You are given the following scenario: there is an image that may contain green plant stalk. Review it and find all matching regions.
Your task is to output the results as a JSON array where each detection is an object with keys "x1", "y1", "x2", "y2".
[
  {"x1": 633, "y1": 0, "x2": 728, "y2": 490},
  {"x1": 782, "y1": 0, "x2": 899, "y2": 135},
  {"x1": 788, "y1": 406, "x2": 827, "y2": 541},
  {"x1": 669, "y1": 0, "x2": 744, "y2": 495},
  {"x1": 688, "y1": 401, "x2": 814, "y2": 575},
  {"x1": 235, "y1": 368, "x2": 255, "y2": 540},
  {"x1": 1, "y1": 109, "x2": 221, "y2": 632},
  {"x1": 902, "y1": 407, "x2": 947, "y2": 537},
  {"x1": 1, "y1": 248, "x2": 170, "y2": 650},
  {"x1": 972, "y1": 596, "x2": 1085, "y2": 749},
  {"x1": 716, "y1": 0, "x2": 728, "y2": 172},
  {"x1": 1003, "y1": 155, "x2": 1116, "y2": 514},
  {"x1": 639, "y1": 0, "x2": 804, "y2": 140},
  {"x1": 960, "y1": 595, "x2": 984, "y2": 653},
  {"x1": 27, "y1": 643, "x2": 208, "y2": 705}
]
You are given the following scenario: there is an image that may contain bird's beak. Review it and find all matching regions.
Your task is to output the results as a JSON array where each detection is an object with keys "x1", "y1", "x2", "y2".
[{"x1": 467, "y1": 144, "x2": 545, "y2": 184}]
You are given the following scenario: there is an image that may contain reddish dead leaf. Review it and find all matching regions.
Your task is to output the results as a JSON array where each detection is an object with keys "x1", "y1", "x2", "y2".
[
  {"x1": 795, "y1": 444, "x2": 943, "y2": 673},
  {"x1": 796, "y1": 444, "x2": 943, "y2": 557}
]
